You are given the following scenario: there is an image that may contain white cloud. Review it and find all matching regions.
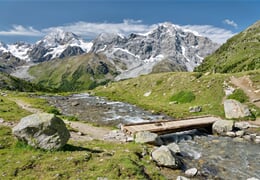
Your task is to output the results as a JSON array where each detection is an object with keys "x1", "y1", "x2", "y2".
[
  {"x1": 0, "y1": 25, "x2": 43, "y2": 36},
  {"x1": 182, "y1": 25, "x2": 236, "y2": 44},
  {"x1": 43, "y1": 20, "x2": 156, "y2": 39},
  {"x1": 223, "y1": 19, "x2": 238, "y2": 28},
  {"x1": 0, "y1": 20, "x2": 235, "y2": 44}
]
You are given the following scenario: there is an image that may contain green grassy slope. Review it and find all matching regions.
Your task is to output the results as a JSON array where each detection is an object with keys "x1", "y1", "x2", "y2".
[
  {"x1": 29, "y1": 53, "x2": 118, "y2": 92},
  {"x1": 195, "y1": 20, "x2": 260, "y2": 73},
  {"x1": 0, "y1": 72, "x2": 43, "y2": 92},
  {"x1": 94, "y1": 71, "x2": 260, "y2": 119}
]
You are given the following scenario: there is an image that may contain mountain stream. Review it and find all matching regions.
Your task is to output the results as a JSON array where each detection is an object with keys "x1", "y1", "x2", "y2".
[{"x1": 43, "y1": 93, "x2": 260, "y2": 179}]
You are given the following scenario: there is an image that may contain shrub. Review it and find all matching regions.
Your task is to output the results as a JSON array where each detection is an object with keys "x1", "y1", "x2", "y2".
[
  {"x1": 227, "y1": 89, "x2": 248, "y2": 103},
  {"x1": 47, "y1": 106, "x2": 61, "y2": 115},
  {"x1": 169, "y1": 91, "x2": 196, "y2": 103}
]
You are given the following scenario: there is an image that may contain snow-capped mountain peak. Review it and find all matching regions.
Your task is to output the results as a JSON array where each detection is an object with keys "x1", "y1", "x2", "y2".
[
  {"x1": 7, "y1": 42, "x2": 32, "y2": 61},
  {"x1": 37, "y1": 29, "x2": 81, "y2": 48},
  {"x1": 90, "y1": 22, "x2": 220, "y2": 80},
  {"x1": 28, "y1": 29, "x2": 93, "y2": 62}
]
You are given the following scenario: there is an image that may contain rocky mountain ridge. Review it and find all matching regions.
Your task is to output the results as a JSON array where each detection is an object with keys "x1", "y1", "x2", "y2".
[
  {"x1": 89, "y1": 23, "x2": 219, "y2": 79},
  {"x1": 1, "y1": 22, "x2": 219, "y2": 80}
]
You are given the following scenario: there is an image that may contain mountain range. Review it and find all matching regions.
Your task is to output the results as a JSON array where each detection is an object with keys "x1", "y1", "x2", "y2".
[{"x1": 0, "y1": 22, "x2": 219, "y2": 81}]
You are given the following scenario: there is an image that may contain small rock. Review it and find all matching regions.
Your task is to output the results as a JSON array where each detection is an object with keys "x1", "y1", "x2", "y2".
[
  {"x1": 247, "y1": 178, "x2": 259, "y2": 180},
  {"x1": 169, "y1": 101, "x2": 178, "y2": 105},
  {"x1": 235, "y1": 130, "x2": 244, "y2": 137},
  {"x1": 212, "y1": 120, "x2": 234, "y2": 135},
  {"x1": 97, "y1": 177, "x2": 108, "y2": 180},
  {"x1": 176, "y1": 176, "x2": 190, "y2": 180},
  {"x1": 224, "y1": 86, "x2": 235, "y2": 96},
  {"x1": 249, "y1": 134, "x2": 257, "y2": 141},
  {"x1": 135, "y1": 131, "x2": 163, "y2": 145},
  {"x1": 143, "y1": 91, "x2": 152, "y2": 97},
  {"x1": 0, "y1": 118, "x2": 4, "y2": 123},
  {"x1": 189, "y1": 106, "x2": 202, "y2": 113},
  {"x1": 226, "y1": 131, "x2": 236, "y2": 137},
  {"x1": 167, "y1": 143, "x2": 180, "y2": 154},
  {"x1": 243, "y1": 135, "x2": 251, "y2": 141},
  {"x1": 71, "y1": 101, "x2": 80, "y2": 106},
  {"x1": 77, "y1": 131, "x2": 83, "y2": 136},
  {"x1": 234, "y1": 122, "x2": 250, "y2": 130},
  {"x1": 126, "y1": 136, "x2": 134, "y2": 142},
  {"x1": 185, "y1": 168, "x2": 198, "y2": 177},
  {"x1": 254, "y1": 137, "x2": 260, "y2": 144}
]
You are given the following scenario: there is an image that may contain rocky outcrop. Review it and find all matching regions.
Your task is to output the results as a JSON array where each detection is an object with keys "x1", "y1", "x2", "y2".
[
  {"x1": 0, "y1": 52, "x2": 26, "y2": 73},
  {"x1": 224, "y1": 99, "x2": 251, "y2": 119},
  {"x1": 212, "y1": 120, "x2": 234, "y2": 135},
  {"x1": 12, "y1": 113, "x2": 70, "y2": 150},
  {"x1": 59, "y1": 46, "x2": 84, "y2": 59},
  {"x1": 151, "y1": 145, "x2": 181, "y2": 169}
]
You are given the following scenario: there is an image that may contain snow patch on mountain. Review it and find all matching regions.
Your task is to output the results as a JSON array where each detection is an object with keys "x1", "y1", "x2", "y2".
[{"x1": 7, "y1": 43, "x2": 31, "y2": 61}]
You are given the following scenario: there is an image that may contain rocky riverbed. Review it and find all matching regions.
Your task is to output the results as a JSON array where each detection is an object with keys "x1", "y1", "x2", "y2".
[
  {"x1": 43, "y1": 93, "x2": 260, "y2": 180},
  {"x1": 43, "y1": 93, "x2": 168, "y2": 126}
]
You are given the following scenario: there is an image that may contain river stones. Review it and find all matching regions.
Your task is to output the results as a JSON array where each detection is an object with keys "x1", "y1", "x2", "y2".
[
  {"x1": 212, "y1": 120, "x2": 234, "y2": 135},
  {"x1": 135, "y1": 131, "x2": 163, "y2": 145},
  {"x1": 224, "y1": 99, "x2": 251, "y2": 119},
  {"x1": 12, "y1": 113, "x2": 70, "y2": 150},
  {"x1": 151, "y1": 145, "x2": 181, "y2": 169},
  {"x1": 167, "y1": 142, "x2": 181, "y2": 153},
  {"x1": 234, "y1": 121, "x2": 250, "y2": 129},
  {"x1": 185, "y1": 168, "x2": 198, "y2": 177}
]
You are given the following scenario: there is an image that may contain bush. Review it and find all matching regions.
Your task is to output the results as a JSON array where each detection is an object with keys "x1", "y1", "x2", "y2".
[
  {"x1": 47, "y1": 106, "x2": 61, "y2": 115},
  {"x1": 169, "y1": 91, "x2": 196, "y2": 103},
  {"x1": 227, "y1": 89, "x2": 248, "y2": 103}
]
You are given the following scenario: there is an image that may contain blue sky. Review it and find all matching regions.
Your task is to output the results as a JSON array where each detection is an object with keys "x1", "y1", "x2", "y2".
[{"x1": 0, "y1": 0, "x2": 259, "y2": 44}]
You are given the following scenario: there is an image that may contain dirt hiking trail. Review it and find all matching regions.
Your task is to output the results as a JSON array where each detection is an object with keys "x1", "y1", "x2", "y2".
[{"x1": 230, "y1": 76, "x2": 260, "y2": 108}]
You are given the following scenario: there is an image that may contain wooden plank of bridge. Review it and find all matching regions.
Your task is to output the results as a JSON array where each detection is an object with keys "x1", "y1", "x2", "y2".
[{"x1": 122, "y1": 116, "x2": 221, "y2": 135}]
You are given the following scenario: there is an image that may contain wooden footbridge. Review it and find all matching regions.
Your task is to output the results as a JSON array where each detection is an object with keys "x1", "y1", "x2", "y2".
[{"x1": 122, "y1": 116, "x2": 221, "y2": 135}]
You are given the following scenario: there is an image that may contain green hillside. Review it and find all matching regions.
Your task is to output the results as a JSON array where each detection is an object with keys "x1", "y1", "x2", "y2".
[
  {"x1": 29, "y1": 53, "x2": 118, "y2": 92},
  {"x1": 0, "y1": 72, "x2": 42, "y2": 92},
  {"x1": 195, "y1": 20, "x2": 260, "y2": 73},
  {"x1": 94, "y1": 70, "x2": 260, "y2": 119}
]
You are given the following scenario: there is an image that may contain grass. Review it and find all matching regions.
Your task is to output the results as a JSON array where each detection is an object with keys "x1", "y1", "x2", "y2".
[
  {"x1": 94, "y1": 72, "x2": 228, "y2": 118},
  {"x1": 0, "y1": 125, "x2": 165, "y2": 179},
  {"x1": 227, "y1": 89, "x2": 249, "y2": 103},
  {"x1": 0, "y1": 95, "x2": 30, "y2": 122},
  {"x1": 94, "y1": 71, "x2": 260, "y2": 119},
  {"x1": 29, "y1": 53, "x2": 117, "y2": 92},
  {"x1": 195, "y1": 20, "x2": 260, "y2": 73},
  {"x1": 169, "y1": 91, "x2": 195, "y2": 103}
]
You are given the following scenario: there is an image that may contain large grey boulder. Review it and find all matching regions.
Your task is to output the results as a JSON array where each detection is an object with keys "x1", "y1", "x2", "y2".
[
  {"x1": 212, "y1": 120, "x2": 234, "y2": 135},
  {"x1": 151, "y1": 145, "x2": 181, "y2": 169},
  {"x1": 12, "y1": 113, "x2": 70, "y2": 150},
  {"x1": 224, "y1": 99, "x2": 251, "y2": 119},
  {"x1": 135, "y1": 131, "x2": 163, "y2": 145}
]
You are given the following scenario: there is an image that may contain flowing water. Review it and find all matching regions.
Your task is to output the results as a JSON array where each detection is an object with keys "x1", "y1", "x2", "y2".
[
  {"x1": 44, "y1": 93, "x2": 168, "y2": 126},
  {"x1": 44, "y1": 93, "x2": 260, "y2": 179}
]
